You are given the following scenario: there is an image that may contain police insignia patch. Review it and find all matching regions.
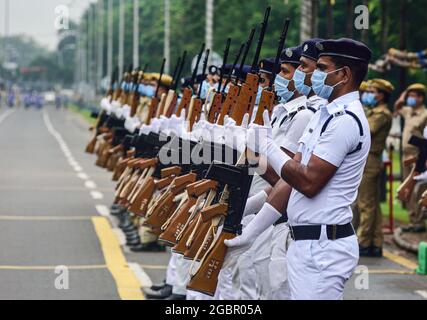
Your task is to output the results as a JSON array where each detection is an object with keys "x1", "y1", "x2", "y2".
[
  {"x1": 286, "y1": 49, "x2": 292, "y2": 57},
  {"x1": 304, "y1": 44, "x2": 308, "y2": 52},
  {"x1": 316, "y1": 42, "x2": 324, "y2": 51}
]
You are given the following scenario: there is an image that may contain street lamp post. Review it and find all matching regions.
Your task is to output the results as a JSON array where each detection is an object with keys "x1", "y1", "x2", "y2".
[
  {"x1": 164, "y1": 0, "x2": 170, "y2": 74},
  {"x1": 133, "y1": 0, "x2": 139, "y2": 68}
]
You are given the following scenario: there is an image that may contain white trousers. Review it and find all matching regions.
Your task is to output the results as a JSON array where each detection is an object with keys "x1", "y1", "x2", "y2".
[
  {"x1": 166, "y1": 251, "x2": 178, "y2": 286},
  {"x1": 287, "y1": 228, "x2": 359, "y2": 300},
  {"x1": 172, "y1": 254, "x2": 191, "y2": 296},
  {"x1": 268, "y1": 223, "x2": 291, "y2": 300}
]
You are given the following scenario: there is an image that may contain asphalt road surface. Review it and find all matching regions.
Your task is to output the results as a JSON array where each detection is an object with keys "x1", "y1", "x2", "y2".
[{"x1": 0, "y1": 105, "x2": 426, "y2": 300}]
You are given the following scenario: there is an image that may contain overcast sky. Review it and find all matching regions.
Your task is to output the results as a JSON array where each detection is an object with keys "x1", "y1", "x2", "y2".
[{"x1": 0, "y1": 0, "x2": 94, "y2": 50}]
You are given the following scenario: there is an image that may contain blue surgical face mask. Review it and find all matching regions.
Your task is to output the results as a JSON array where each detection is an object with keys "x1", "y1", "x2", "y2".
[
  {"x1": 361, "y1": 92, "x2": 370, "y2": 105},
  {"x1": 145, "y1": 85, "x2": 156, "y2": 98},
  {"x1": 200, "y1": 81, "x2": 210, "y2": 100},
  {"x1": 407, "y1": 97, "x2": 417, "y2": 107},
  {"x1": 255, "y1": 85, "x2": 263, "y2": 105},
  {"x1": 362, "y1": 92, "x2": 377, "y2": 107},
  {"x1": 274, "y1": 74, "x2": 295, "y2": 103},
  {"x1": 311, "y1": 68, "x2": 344, "y2": 100},
  {"x1": 292, "y1": 69, "x2": 312, "y2": 96}
]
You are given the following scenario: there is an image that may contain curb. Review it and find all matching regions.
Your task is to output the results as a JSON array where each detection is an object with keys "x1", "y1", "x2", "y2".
[{"x1": 393, "y1": 227, "x2": 419, "y2": 254}]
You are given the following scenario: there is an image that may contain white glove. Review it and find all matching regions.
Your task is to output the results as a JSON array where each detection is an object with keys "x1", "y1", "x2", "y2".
[
  {"x1": 243, "y1": 190, "x2": 268, "y2": 217},
  {"x1": 424, "y1": 126, "x2": 427, "y2": 140},
  {"x1": 168, "y1": 109, "x2": 186, "y2": 137},
  {"x1": 191, "y1": 113, "x2": 208, "y2": 142},
  {"x1": 159, "y1": 115, "x2": 170, "y2": 133},
  {"x1": 224, "y1": 203, "x2": 282, "y2": 249},
  {"x1": 100, "y1": 98, "x2": 111, "y2": 111},
  {"x1": 210, "y1": 123, "x2": 225, "y2": 145},
  {"x1": 414, "y1": 171, "x2": 427, "y2": 182},
  {"x1": 121, "y1": 105, "x2": 131, "y2": 119},
  {"x1": 125, "y1": 117, "x2": 141, "y2": 134},
  {"x1": 247, "y1": 110, "x2": 291, "y2": 176},
  {"x1": 109, "y1": 100, "x2": 121, "y2": 115},
  {"x1": 224, "y1": 113, "x2": 249, "y2": 154}
]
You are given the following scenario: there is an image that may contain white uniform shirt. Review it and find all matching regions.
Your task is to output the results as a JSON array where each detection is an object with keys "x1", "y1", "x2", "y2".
[
  {"x1": 249, "y1": 95, "x2": 314, "y2": 196},
  {"x1": 306, "y1": 95, "x2": 327, "y2": 112},
  {"x1": 287, "y1": 91, "x2": 371, "y2": 226}
]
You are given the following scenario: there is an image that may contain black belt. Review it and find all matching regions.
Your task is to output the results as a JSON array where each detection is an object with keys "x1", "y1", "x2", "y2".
[
  {"x1": 274, "y1": 215, "x2": 288, "y2": 226},
  {"x1": 289, "y1": 223, "x2": 355, "y2": 241}
]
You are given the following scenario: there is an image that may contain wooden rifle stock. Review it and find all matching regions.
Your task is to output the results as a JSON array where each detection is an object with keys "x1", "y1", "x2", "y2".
[
  {"x1": 230, "y1": 72, "x2": 259, "y2": 124},
  {"x1": 176, "y1": 87, "x2": 192, "y2": 117},
  {"x1": 159, "y1": 180, "x2": 218, "y2": 246},
  {"x1": 147, "y1": 96, "x2": 160, "y2": 124},
  {"x1": 217, "y1": 84, "x2": 239, "y2": 125},
  {"x1": 186, "y1": 231, "x2": 235, "y2": 296},
  {"x1": 145, "y1": 173, "x2": 197, "y2": 229},
  {"x1": 156, "y1": 93, "x2": 168, "y2": 118}
]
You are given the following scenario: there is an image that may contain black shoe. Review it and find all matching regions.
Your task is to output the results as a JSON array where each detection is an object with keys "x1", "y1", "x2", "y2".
[
  {"x1": 359, "y1": 246, "x2": 371, "y2": 257},
  {"x1": 150, "y1": 280, "x2": 167, "y2": 291},
  {"x1": 164, "y1": 294, "x2": 186, "y2": 300},
  {"x1": 144, "y1": 284, "x2": 172, "y2": 299},
  {"x1": 370, "y1": 246, "x2": 383, "y2": 257},
  {"x1": 130, "y1": 242, "x2": 166, "y2": 252}
]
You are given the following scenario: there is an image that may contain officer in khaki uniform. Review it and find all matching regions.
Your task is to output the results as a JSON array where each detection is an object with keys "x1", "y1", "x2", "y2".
[
  {"x1": 357, "y1": 79, "x2": 393, "y2": 257},
  {"x1": 394, "y1": 83, "x2": 427, "y2": 233}
]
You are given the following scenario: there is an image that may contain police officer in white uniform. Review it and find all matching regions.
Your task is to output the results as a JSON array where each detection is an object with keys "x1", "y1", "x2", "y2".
[
  {"x1": 218, "y1": 46, "x2": 316, "y2": 300},
  {"x1": 232, "y1": 38, "x2": 372, "y2": 300},
  {"x1": 225, "y1": 42, "x2": 324, "y2": 300}
]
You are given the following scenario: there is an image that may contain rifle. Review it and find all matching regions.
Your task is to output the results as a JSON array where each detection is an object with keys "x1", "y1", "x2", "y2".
[
  {"x1": 187, "y1": 49, "x2": 210, "y2": 132},
  {"x1": 187, "y1": 162, "x2": 253, "y2": 296},
  {"x1": 253, "y1": 18, "x2": 290, "y2": 125},
  {"x1": 176, "y1": 43, "x2": 205, "y2": 117},
  {"x1": 217, "y1": 42, "x2": 245, "y2": 125},
  {"x1": 231, "y1": 7, "x2": 271, "y2": 125},
  {"x1": 142, "y1": 51, "x2": 210, "y2": 230},
  {"x1": 397, "y1": 135, "x2": 427, "y2": 202},
  {"x1": 147, "y1": 58, "x2": 166, "y2": 123},
  {"x1": 85, "y1": 67, "x2": 119, "y2": 154}
]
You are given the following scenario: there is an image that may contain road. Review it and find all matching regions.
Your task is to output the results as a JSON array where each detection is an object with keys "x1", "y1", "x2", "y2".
[{"x1": 0, "y1": 105, "x2": 426, "y2": 300}]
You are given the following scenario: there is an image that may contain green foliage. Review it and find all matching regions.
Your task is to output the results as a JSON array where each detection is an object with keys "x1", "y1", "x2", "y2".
[{"x1": 78, "y1": 0, "x2": 426, "y2": 88}]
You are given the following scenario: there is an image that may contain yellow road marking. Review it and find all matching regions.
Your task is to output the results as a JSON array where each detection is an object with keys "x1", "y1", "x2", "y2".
[
  {"x1": 367, "y1": 269, "x2": 416, "y2": 275},
  {"x1": 383, "y1": 250, "x2": 419, "y2": 271},
  {"x1": 91, "y1": 216, "x2": 145, "y2": 300},
  {"x1": 0, "y1": 265, "x2": 107, "y2": 270},
  {"x1": 0, "y1": 215, "x2": 95, "y2": 221}
]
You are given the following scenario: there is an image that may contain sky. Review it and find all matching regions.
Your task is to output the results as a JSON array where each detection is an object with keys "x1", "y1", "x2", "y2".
[{"x1": 0, "y1": 0, "x2": 94, "y2": 50}]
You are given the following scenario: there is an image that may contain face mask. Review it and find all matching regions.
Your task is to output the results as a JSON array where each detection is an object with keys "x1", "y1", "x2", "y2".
[
  {"x1": 362, "y1": 92, "x2": 377, "y2": 107},
  {"x1": 361, "y1": 92, "x2": 370, "y2": 105},
  {"x1": 292, "y1": 69, "x2": 312, "y2": 96},
  {"x1": 145, "y1": 85, "x2": 156, "y2": 98},
  {"x1": 274, "y1": 74, "x2": 295, "y2": 103},
  {"x1": 255, "y1": 85, "x2": 263, "y2": 105},
  {"x1": 407, "y1": 97, "x2": 417, "y2": 107},
  {"x1": 311, "y1": 68, "x2": 344, "y2": 100},
  {"x1": 200, "y1": 81, "x2": 210, "y2": 100}
]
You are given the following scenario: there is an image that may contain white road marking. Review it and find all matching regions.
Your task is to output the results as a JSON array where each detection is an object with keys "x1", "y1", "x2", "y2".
[
  {"x1": 96, "y1": 205, "x2": 111, "y2": 217},
  {"x1": 112, "y1": 227, "x2": 126, "y2": 246},
  {"x1": 0, "y1": 109, "x2": 16, "y2": 124},
  {"x1": 90, "y1": 190, "x2": 104, "y2": 200},
  {"x1": 128, "y1": 262, "x2": 153, "y2": 289},
  {"x1": 85, "y1": 180, "x2": 97, "y2": 189},
  {"x1": 73, "y1": 166, "x2": 83, "y2": 172},
  {"x1": 77, "y1": 173, "x2": 89, "y2": 180},
  {"x1": 415, "y1": 290, "x2": 427, "y2": 299},
  {"x1": 42, "y1": 110, "x2": 107, "y2": 207}
]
